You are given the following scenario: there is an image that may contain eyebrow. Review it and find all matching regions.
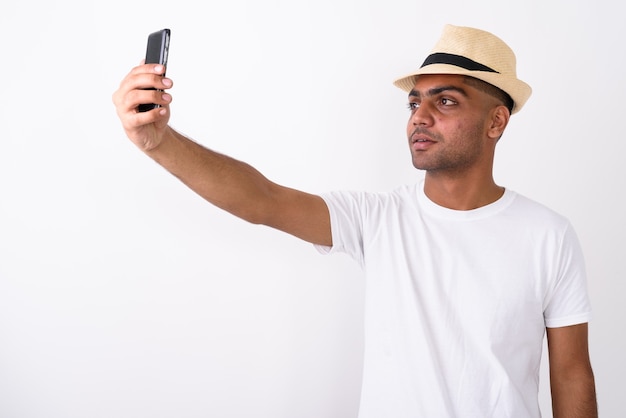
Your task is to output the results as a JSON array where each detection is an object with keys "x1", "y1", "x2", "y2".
[{"x1": 408, "y1": 85, "x2": 469, "y2": 98}]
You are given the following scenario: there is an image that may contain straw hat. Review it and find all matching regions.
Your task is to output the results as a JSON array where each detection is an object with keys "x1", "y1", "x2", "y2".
[{"x1": 393, "y1": 25, "x2": 532, "y2": 114}]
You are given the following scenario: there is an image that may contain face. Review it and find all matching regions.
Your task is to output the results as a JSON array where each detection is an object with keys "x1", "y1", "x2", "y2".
[{"x1": 406, "y1": 74, "x2": 501, "y2": 174}]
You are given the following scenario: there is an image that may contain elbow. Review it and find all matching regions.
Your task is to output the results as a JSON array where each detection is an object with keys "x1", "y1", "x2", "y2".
[{"x1": 550, "y1": 367, "x2": 598, "y2": 418}]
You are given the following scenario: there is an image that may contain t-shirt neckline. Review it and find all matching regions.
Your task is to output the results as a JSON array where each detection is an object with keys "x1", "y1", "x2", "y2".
[{"x1": 416, "y1": 179, "x2": 516, "y2": 221}]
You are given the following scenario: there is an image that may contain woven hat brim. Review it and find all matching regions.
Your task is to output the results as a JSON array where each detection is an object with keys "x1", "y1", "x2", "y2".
[{"x1": 393, "y1": 64, "x2": 532, "y2": 114}]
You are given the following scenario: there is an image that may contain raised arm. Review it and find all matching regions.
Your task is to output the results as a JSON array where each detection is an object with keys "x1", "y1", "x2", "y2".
[
  {"x1": 546, "y1": 323, "x2": 598, "y2": 418},
  {"x1": 112, "y1": 63, "x2": 332, "y2": 246}
]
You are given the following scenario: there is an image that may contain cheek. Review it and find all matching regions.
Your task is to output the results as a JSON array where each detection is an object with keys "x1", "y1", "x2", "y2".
[
  {"x1": 450, "y1": 118, "x2": 478, "y2": 138},
  {"x1": 406, "y1": 119, "x2": 414, "y2": 136}
]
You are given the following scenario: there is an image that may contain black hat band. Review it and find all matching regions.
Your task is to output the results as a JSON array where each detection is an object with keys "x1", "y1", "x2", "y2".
[{"x1": 421, "y1": 52, "x2": 499, "y2": 73}]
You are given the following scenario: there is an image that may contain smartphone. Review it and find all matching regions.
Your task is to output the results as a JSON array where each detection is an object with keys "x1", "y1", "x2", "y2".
[{"x1": 138, "y1": 28, "x2": 171, "y2": 112}]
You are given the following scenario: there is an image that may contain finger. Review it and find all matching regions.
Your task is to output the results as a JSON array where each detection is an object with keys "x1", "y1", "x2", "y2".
[
  {"x1": 137, "y1": 91, "x2": 173, "y2": 113},
  {"x1": 118, "y1": 100, "x2": 169, "y2": 133},
  {"x1": 137, "y1": 103, "x2": 170, "y2": 124},
  {"x1": 129, "y1": 63, "x2": 167, "y2": 76},
  {"x1": 125, "y1": 73, "x2": 172, "y2": 92},
  {"x1": 115, "y1": 64, "x2": 167, "y2": 93},
  {"x1": 119, "y1": 88, "x2": 172, "y2": 114},
  {"x1": 153, "y1": 105, "x2": 171, "y2": 128},
  {"x1": 114, "y1": 74, "x2": 173, "y2": 110}
]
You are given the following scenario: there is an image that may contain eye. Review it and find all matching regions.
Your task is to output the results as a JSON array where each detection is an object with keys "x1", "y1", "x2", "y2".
[
  {"x1": 407, "y1": 102, "x2": 419, "y2": 111},
  {"x1": 440, "y1": 97, "x2": 457, "y2": 106}
]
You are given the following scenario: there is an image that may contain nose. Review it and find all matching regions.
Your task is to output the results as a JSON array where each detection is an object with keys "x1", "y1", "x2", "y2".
[{"x1": 410, "y1": 101, "x2": 434, "y2": 127}]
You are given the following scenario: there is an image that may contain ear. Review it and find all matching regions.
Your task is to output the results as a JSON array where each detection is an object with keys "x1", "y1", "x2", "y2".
[{"x1": 487, "y1": 105, "x2": 510, "y2": 140}]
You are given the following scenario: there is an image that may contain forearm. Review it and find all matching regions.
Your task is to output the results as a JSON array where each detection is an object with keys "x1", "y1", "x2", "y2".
[
  {"x1": 550, "y1": 368, "x2": 598, "y2": 418},
  {"x1": 145, "y1": 126, "x2": 278, "y2": 224}
]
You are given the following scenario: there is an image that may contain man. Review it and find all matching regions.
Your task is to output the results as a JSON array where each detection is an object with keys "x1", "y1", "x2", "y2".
[{"x1": 113, "y1": 24, "x2": 597, "y2": 417}]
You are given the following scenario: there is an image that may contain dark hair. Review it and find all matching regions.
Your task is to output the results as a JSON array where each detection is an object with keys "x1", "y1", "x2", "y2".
[{"x1": 463, "y1": 76, "x2": 514, "y2": 114}]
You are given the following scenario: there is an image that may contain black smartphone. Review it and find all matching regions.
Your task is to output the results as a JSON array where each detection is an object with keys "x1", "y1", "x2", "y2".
[{"x1": 138, "y1": 28, "x2": 171, "y2": 112}]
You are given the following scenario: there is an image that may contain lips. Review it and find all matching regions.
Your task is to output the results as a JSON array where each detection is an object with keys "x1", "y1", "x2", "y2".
[{"x1": 411, "y1": 134, "x2": 436, "y2": 151}]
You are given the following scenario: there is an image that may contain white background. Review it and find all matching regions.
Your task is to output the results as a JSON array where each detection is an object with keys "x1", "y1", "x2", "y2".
[{"x1": 1, "y1": 0, "x2": 624, "y2": 417}]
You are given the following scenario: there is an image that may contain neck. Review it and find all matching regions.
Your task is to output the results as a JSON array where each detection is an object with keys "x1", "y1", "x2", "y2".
[{"x1": 423, "y1": 171, "x2": 504, "y2": 210}]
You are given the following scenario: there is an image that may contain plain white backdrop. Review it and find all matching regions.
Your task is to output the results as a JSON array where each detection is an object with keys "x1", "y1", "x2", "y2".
[{"x1": 1, "y1": 0, "x2": 624, "y2": 417}]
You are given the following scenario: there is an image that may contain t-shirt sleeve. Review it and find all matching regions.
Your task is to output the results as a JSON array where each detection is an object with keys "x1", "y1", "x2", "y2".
[
  {"x1": 543, "y1": 222, "x2": 593, "y2": 328},
  {"x1": 314, "y1": 191, "x2": 367, "y2": 267}
]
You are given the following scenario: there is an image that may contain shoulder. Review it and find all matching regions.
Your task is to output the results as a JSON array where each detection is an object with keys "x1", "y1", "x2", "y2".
[
  {"x1": 507, "y1": 190, "x2": 571, "y2": 228},
  {"x1": 321, "y1": 183, "x2": 420, "y2": 213},
  {"x1": 503, "y1": 191, "x2": 584, "y2": 256}
]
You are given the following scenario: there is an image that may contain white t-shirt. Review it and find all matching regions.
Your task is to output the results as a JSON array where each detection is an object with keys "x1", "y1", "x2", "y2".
[{"x1": 316, "y1": 181, "x2": 592, "y2": 418}]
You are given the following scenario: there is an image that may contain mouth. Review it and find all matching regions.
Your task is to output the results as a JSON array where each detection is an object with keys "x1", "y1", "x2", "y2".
[
  {"x1": 411, "y1": 134, "x2": 436, "y2": 150},
  {"x1": 411, "y1": 134, "x2": 436, "y2": 145}
]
